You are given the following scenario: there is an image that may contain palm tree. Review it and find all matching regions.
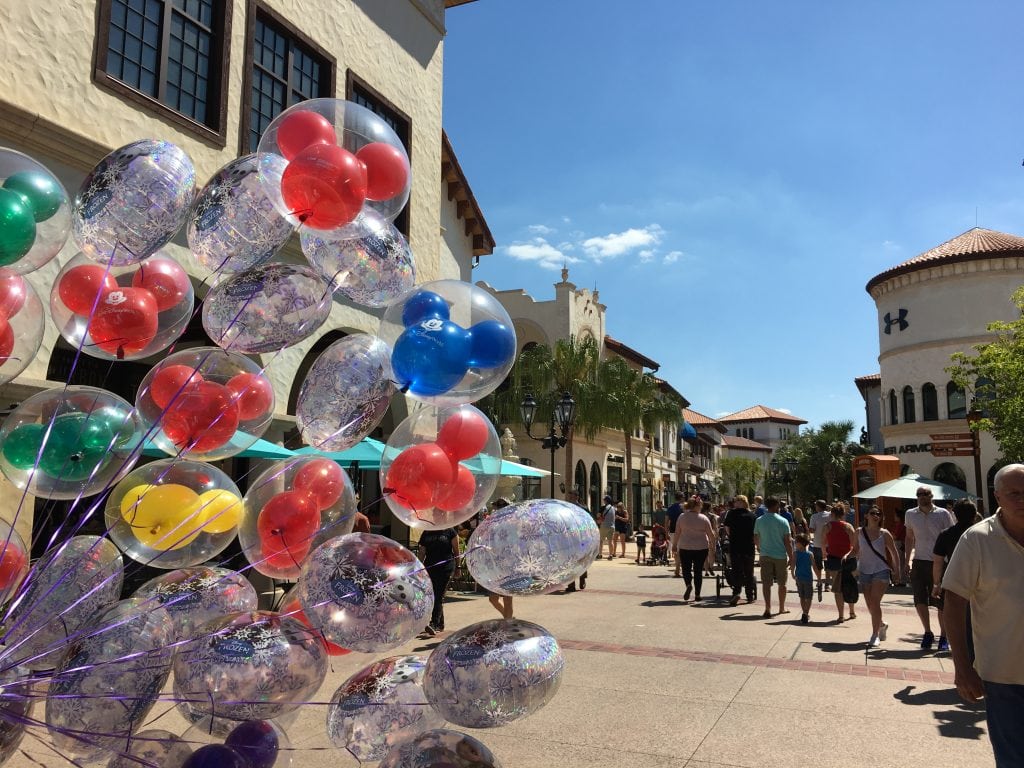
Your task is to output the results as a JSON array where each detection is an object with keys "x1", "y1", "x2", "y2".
[
  {"x1": 590, "y1": 357, "x2": 684, "y2": 524},
  {"x1": 483, "y1": 335, "x2": 604, "y2": 489},
  {"x1": 776, "y1": 420, "x2": 867, "y2": 502}
]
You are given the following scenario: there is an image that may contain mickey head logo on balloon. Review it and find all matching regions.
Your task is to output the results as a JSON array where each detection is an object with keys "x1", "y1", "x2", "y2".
[
  {"x1": 381, "y1": 404, "x2": 502, "y2": 530},
  {"x1": 257, "y1": 99, "x2": 411, "y2": 232},
  {"x1": 378, "y1": 280, "x2": 517, "y2": 404}
]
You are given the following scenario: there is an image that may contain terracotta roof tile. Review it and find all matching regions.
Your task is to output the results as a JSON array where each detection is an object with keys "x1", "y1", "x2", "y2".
[
  {"x1": 866, "y1": 227, "x2": 1024, "y2": 292},
  {"x1": 682, "y1": 408, "x2": 728, "y2": 433},
  {"x1": 721, "y1": 436, "x2": 772, "y2": 452},
  {"x1": 718, "y1": 405, "x2": 807, "y2": 425}
]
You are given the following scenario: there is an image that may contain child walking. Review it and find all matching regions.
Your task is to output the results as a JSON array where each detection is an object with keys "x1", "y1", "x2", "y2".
[
  {"x1": 792, "y1": 534, "x2": 819, "y2": 624},
  {"x1": 634, "y1": 526, "x2": 647, "y2": 564}
]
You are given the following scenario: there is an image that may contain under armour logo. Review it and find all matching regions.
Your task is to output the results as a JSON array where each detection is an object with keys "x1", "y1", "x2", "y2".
[
  {"x1": 883, "y1": 309, "x2": 908, "y2": 334},
  {"x1": 105, "y1": 291, "x2": 127, "y2": 306}
]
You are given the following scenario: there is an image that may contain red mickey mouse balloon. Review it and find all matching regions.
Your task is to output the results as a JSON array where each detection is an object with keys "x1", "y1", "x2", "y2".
[
  {"x1": 385, "y1": 442, "x2": 454, "y2": 510},
  {"x1": 57, "y1": 264, "x2": 117, "y2": 316},
  {"x1": 226, "y1": 372, "x2": 274, "y2": 421},
  {"x1": 436, "y1": 409, "x2": 490, "y2": 461},
  {"x1": 149, "y1": 365, "x2": 203, "y2": 410},
  {"x1": 276, "y1": 110, "x2": 337, "y2": 162},
  {"x1": 257, "y1": 490, "x2": 320, "y2": 569},
  {"x1": 161, "y1": 380, "x2": 239, "y2": 453},
  {"x1": 356, "y1": 142, "x2": 409, "y2": 202},
  {"x1": 90, "y1": 287, "x2": 159, "y2": 356},
  {"x1": 294, "y1": 459, "x2": 345, "y2": 510},
  {"x1": 433, "y1": 464, "x2": 476, "y2": 512},
  {"x1": 131, "y1": 256, "x2": 190, "y2": 312},
  {"x1": 280, "y1": 143, "x2": 367, "y2": 230}
]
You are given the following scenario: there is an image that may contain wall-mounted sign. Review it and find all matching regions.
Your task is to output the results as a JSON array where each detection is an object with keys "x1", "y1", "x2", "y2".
[
  {"x1": 606, "y1": 454, "x2": 624, "y2": 464},
  {"x1": 883, "y1": 309, "x2": 909, "y2": 334}
]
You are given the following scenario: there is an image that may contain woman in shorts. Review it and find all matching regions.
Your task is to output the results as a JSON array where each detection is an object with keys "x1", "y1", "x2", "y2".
[{"x1": 857, "y1": 505, "x2": 900, "y2": 647}]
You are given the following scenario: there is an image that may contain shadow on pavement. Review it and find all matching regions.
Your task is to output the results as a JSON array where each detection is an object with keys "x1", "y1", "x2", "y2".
[
  {"x1": 812, "y1": 640, "x2": 870, "y2": 653},
  {"x1": 637, "y1": 574, "x2": 677, "y2": 579},
  {"x1": 640, "y1": 599, "x2": 687, "y2": 607},
  {"x1": 870, "y1": 647, "x2": 941, "y2": 661},
  {"x1": 894, "y1": 685, "x2": 987, "y2": 740},
  {"x1": 718, "y1": 613, "x2": 770, "y2": 622}
]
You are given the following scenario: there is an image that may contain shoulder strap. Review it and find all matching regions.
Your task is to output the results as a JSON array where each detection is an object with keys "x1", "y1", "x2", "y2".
[{"x1": 861, "y1": 527, "x2": 888, "y2": 564}]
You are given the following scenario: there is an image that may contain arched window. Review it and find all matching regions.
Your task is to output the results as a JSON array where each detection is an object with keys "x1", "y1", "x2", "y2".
[
  {"x1": 888, "y1": 390, "x2": 898, "y2": 425},
  {"x1": 574, "y1": 460, "x2": 587, "y2": 499},
  {"x1": 921, "y1": 383, "x2": 938, "y2": 421},
  {"x1": 589, "y1": 462, "x2": 602, "y2": 514},
  {"x1": 933, "y1": 462, "x2": 966, "y2": 491},
  {"x1": 974, "y1": 376, "x2": 995, "y2": 417},
  {"x1": 946, "y1": 381, "x2": 967, "y2": 420},
  {"x1": 902, "y1": 386, "x2": 916, "y2": 423}
]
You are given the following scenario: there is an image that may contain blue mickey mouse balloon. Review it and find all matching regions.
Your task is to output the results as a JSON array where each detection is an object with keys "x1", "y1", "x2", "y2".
[{"x1": 380, "y1": 280, "x2": 516, "y2": 406}]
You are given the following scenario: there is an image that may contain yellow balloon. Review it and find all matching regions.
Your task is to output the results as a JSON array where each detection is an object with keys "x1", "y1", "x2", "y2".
[
  {"x1": 196, "y1": 489, "x2": 242, "y2": 534},
  {"x1": 124, "y1": 483, "x2": 203, "y2": 551},
  {"x1": 120, "y1": 484, "x2": 156, "y2": 523}
]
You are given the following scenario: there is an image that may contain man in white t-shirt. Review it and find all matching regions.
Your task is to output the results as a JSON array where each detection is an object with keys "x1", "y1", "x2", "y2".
[
  {"x1": 905, "y1": 487, "x2": 955, "y2": 651},
  {"x1": 942, "y1": 463, "x2": 1024, "y2": 766},
  {"x1": 808, "y1": 500, "x2": 831, "y2": 597}
]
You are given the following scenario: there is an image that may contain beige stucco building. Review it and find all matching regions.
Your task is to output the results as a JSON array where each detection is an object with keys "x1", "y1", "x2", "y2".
[
  {"x1": 863, "y1": 227, "x2": 1019, "y2": 513},
  {"x1": 0, "y1": 0, "x2": 492, "y2": 545}
]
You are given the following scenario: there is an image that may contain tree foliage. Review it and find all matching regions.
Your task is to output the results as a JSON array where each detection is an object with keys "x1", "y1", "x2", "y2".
[
  {"x1": 947, "y1": 285, "x2": 1024, "y2": 461},
  {"x1": 772, "y1": 420, "x2": 866, "y2": 503},
  {"x1": 718, "y1": 457, "x2": 764, "y2": 499}
]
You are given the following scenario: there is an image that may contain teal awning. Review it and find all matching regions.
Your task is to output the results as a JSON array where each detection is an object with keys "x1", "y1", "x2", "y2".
[
  {"x1": 142, "y1": 434, "x2": 296, "y2": 459},
  {"x1": 294, "y1": 437, "x2": 386, "y2": 468}
]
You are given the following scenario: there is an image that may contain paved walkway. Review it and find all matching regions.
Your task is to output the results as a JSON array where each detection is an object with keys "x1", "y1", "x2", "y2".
[{"x1": 7, "y1": 543, "x2": 994, "y2": 767}]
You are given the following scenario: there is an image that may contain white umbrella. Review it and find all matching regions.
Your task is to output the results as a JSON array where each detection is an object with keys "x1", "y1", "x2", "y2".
[{"x1": 853, "y1": 473, "x2": 974, "y2": 501}]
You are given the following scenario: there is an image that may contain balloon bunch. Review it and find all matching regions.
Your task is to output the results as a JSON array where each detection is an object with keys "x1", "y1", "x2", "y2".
[{"x1": 384, "y1": 405, "x2": 500, "y2": 528}]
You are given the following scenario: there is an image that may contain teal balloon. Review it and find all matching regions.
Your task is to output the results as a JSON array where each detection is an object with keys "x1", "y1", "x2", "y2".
[
  {"x1": 39, "y1": 413, "x2": 113, "y2": 481},
  {"x1": 2, "y1": 423, "x2": 44, "y2": 470},
  {"x1": 0, "y1": 189, "x2": 35, "y2": 266},
  {"x1": 3, "y1": 171, "x2": 64, "y2": 222}
]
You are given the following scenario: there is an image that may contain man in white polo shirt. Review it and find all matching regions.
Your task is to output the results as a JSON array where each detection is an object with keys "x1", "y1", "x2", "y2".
[
  {"x1": 905, "y1": 486, "x2": 954, "y2": 650},
  {"x1": 942, "y1": 463, "x2": 1024, "y2": 767}
]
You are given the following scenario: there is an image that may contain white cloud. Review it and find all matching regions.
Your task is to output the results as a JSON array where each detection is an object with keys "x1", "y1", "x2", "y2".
[
  {"x1": 504, "y1": 238, "x2": 580, "y2": 271},
  {"x1": 638, "y1": 249, "x2": 655, "y2": 264},
  {"x1": 528, "y1": 224, "x2": 556, "y2": 235},
  {"x1": 582, "y1": 225, "x2": 664, "y2": 260},
  {"x1": 663, "y1": 250, "x2": 683, "y2": 265},
  {"x1": 561, "y1": 216, "x2": 572, "y2": 224},
  {"x1": 774, "y1": 407, "x2": 793, "y2": 414}
]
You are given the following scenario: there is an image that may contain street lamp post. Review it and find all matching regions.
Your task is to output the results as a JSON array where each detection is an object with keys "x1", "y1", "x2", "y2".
[
  {"x1": 521, "y1": 391, "x2": 576, "y2": 499},
  {"x1": 769, "y1": 458, "x2": 798, "y2": 504},
  {"x1": 966, "y1": 409, "x2": 985, "y2": 515}
]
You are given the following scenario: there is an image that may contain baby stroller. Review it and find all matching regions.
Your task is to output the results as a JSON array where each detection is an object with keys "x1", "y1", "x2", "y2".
[{"x1": 648, "y1": 523, "x2": 670, "y2": 566}]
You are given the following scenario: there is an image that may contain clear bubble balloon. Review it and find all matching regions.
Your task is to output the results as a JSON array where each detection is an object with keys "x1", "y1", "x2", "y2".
[
  {"x1": 51, "y1": 250, "x2": 194, "y2": 360},
  {"x1": 300, "y1": 209, "x2": 415, "y2": 308},
  {"x1": 182, "y1": 717, "x2": 292, "y2": 768},
  {"x1": 423, "y1": 618, "x2": 564, "y2": 728},
  {"x1": 0, "y1": 269, "x2": 45, "y2": 384},
  {"x1": 379, "y1": 729, "x2": 503, "y2": 768},
  {"x1": 379, "y1": 280, "x2": 516, "y2": 405},
  {"x1": 0, "y1": 681, "x2": 30, "y2": 765},
  {"x1": 46, "y1": 598, "x2": 175, "y2": 763},
  {"x1": 202, "y1": 263, "x2": 331, "y2": 353},
  {"x1": 327, "y1": 654, "x2": 443, "y2": 762},
  {"x1": 133, "y1": 566, "x2": 259, "y2": 642},
  {"x1": 0, "y1": 385, "x2": 142, "y2": 500},
  {"x1": 381, "y1": 404, "x2": 501, "y2": 530},
  {"x1": 73, "y1": 140, "x2": 196, "y2": 266},
  {"x1": 137, "y1": 347, "x2": 275, "y2": 460},
  {"x1": 257, "y1": 99, "x2": 411, "y2": 231},
  {"x1": 0, "y1": 536, "x2": 123, "y2": 670},
  {"x1": 107, "y1": 729, "x2": 194, "y2": 768},
  {"x1": 240, "y1": 456, "x2": 356, "y2": 580},
  {"x1": 0, "y1": 519, "x2": 29, "y2": 606},
  {"x1": 172, "y1": 611, "x2": 327, "y2": 725},
  {"x1": 279, "y1": 587, "x2": 350, "y2": 657},
  {"x1": 466, "y1": 499, "x2": 599, "y2": 595},
  {"x1": 0, "y1": 147, "x2": 71, "y2": 274},
  {"x1": 297, "y1": 533, "x2": 433, "y2": 653},
  {"x1": 295, "y1": 333, "x2": 395, "y2": 451},
  {"x1": 188, "y1": 154, "x2": 294, "y2": 274},
  {"x1": 105, "y1": 459, "x2": 243, "y2": 569}
]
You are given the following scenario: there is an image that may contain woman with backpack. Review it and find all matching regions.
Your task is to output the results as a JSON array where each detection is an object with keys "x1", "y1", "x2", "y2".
[{"x1": 858, "y1": 505, "x2": 900, "y2": 647}]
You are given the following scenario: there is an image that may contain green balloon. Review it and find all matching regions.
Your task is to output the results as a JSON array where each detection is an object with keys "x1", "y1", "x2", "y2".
[
  {"x1": 0, "y1": 189, "x2": 35, "y2": 266},
  {"x1": 39, "y1": 413, "x2": 112, "y2": 482},
  {"x1": 3, "y1": 171, "x2": 64, "y2": 222},
  {"x1": 2, "y1": 423, "x2": 44, "y2": 470}
]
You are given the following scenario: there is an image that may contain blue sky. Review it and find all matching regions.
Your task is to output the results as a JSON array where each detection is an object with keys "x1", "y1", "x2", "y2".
[{"x1": 441, "y1": 1, "x2": 1024, "y2": 431}]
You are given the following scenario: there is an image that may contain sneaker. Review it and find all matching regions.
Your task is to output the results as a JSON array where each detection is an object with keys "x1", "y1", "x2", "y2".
[
  {"x1": 878, "y1": 622, "x2": 888, "y2": 641},
  {"x1": 801, "y1": 613, "x2": 809, "y2": 625},
  {"x1": 921, "y1": 631, "x2": 935, "y2": 650},
  {"x1": 693, "y1": 595, "x2": 702, "y2": 603},
  {"x1": 937, "y1": 636, "x2": 950, "y2": 652},
  {"x1": 729, "y1": 595, "x2": 740, "y2": 607},
  {"x1": 869, "y1": 635, "x2": 880, "y2": 648}
]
